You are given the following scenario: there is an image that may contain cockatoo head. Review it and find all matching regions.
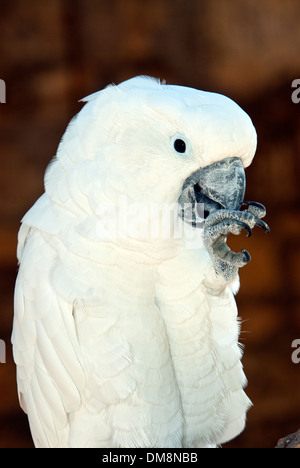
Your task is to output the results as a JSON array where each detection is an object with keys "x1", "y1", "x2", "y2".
[
  {"x1": 66, "y1": 76, "x2": 257, "y2": 208},
  {"x1": 52, "y1": 76, "x2": 256, "y2": 207}
]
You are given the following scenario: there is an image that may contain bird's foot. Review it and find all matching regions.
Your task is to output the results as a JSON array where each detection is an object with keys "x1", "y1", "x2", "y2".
[{"x1": 203, "y1": 201, "x2": 269, "y2": 281}]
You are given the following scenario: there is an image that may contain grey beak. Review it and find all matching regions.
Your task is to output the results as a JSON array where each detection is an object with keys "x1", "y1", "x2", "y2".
[
  {"x1": 196, "y1": 157, "x2": 246, "y2": 211},
  {"x1": 179, "y1": 157, "x2": 246, "y2": 223}
]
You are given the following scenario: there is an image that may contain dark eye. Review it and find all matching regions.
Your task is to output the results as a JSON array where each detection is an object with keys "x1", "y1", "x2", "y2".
[{"x1": 174, "y1": 138, "x2": 186, "y2": 153}]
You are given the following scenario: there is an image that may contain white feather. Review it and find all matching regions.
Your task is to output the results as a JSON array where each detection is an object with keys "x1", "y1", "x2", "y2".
[{"x1": 12, "y1": 76, "x2": 256, "y2": 448}]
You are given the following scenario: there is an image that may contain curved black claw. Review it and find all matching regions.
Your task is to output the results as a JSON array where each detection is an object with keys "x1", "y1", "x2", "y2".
[
  {"x1": 255, "y1": 218, "x2": 270, "y2": 234},
  {"x1": 234, "y1": 220, "x2": 252, "y2": 238},
  {"x1": 241, "y1": 248, "x2": 251, "y2": 263},
  {"x1": 241, "y1": 200, "x2": 267, "y2": 211}
]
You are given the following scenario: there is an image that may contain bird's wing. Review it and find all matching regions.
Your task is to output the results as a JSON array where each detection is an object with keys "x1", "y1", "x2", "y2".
[{"x1": 12, "y1": 224, "x2": 86, "y2": 448}]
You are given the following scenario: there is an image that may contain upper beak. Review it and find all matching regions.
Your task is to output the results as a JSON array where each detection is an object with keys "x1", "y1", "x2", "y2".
[
  {"x1": 195, "y1": 157, "x2": 246, "y2": 211},
  {"x1": 179, "y1": 157, "x2": 246, "y2": 222}
]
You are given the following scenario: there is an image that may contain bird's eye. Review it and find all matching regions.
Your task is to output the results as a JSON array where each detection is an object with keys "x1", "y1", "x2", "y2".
[{"x1": 174, "y1": 138, "x2": 186, "y2": 154}]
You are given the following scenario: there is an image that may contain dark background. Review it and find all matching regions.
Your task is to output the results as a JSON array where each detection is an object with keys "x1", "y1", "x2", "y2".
[{"x1": 0, "y1": 0, "x2": 300, "y2": 448}]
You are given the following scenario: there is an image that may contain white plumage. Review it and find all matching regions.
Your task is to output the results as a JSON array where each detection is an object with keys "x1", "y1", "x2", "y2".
[{"x1": 12, "y1": 76, "x2": 261, "y2": 448}]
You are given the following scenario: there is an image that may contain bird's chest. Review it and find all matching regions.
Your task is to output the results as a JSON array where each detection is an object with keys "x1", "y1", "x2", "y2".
[
  {"x1": 57, "y1": 240, "x2": 242, "y2": 446},
  {"x1": 155, "y1": 249, "x2": 243, "y2": 446}
]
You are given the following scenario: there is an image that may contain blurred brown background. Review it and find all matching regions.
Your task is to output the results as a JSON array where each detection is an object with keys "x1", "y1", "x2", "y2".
[{"x1": 1, "y1": 0, "x2": 300, "y2": 448}]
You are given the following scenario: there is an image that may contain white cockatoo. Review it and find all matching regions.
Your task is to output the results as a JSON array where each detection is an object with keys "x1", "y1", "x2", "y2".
[{"x1": 12, "y1": 76, "x2": 269, "y2": 448}]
